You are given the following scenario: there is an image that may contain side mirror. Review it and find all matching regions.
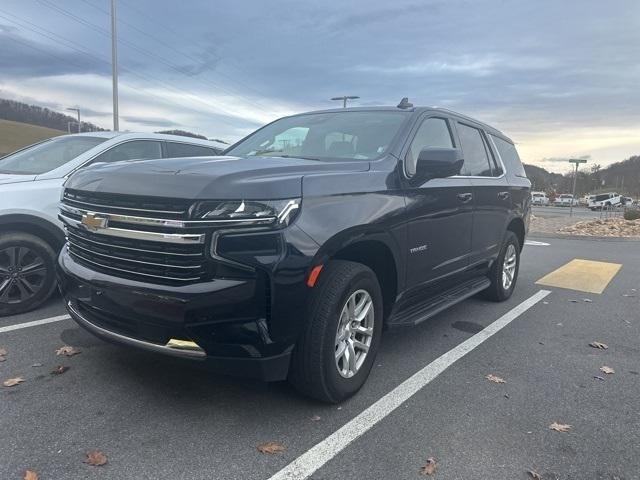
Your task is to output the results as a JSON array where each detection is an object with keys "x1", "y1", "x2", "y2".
[{"x1": 415, "y1": 147, "x2": 464, "y2": 180}]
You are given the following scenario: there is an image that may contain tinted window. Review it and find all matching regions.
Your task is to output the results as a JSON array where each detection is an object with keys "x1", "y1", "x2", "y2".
[
  {"x1": 491, "y1": 135, "x2": 526, "y2": 177},
  {"x1": 457, "y1": 124, "x2": 492, "y2": 176},
  {"x1": 406, "y1": 117, "x2": 453, "y2": 175},
  {"x1": 226, "y1": 111, "x2": 409, "y2": 161},
  {"x1": 0, "y1": 136, "x2": 107, "y2": 174},
  {"x1": 92, "y1": 141, "x2": 162, "y2": 164},
  {"x1": 165, "y1": 142, "x2": 218, "y2": 158}
]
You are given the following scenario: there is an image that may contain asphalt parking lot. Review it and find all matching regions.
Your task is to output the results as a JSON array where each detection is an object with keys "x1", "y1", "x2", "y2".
[{"x1": 1, "y1": 236, "x2": 639, "y2": 480}]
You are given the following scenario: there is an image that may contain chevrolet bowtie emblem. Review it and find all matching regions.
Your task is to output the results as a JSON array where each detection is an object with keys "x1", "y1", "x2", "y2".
[{"x1": 81, "y1": 212, "x2": 108, "y2": 231}]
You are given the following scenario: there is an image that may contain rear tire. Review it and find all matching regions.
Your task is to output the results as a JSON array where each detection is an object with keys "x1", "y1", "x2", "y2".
[
  {"x1": 482, "y1": 231, "x2": 520, "y2": 302},
  {"x1": 0, "y1": 232, "x2": 57, "y2": 316},
  {"x1": 289, "y1": 260, "x2": 383, "y2": 403}
]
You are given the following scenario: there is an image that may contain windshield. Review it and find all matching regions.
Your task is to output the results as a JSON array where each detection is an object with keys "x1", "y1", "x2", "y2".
[
  {"x1": 0, "y1": 135, "x2": 107, "y2": 174},
  {"x1": 227, "y1": 111, "x2": 410, "y2": 161}
]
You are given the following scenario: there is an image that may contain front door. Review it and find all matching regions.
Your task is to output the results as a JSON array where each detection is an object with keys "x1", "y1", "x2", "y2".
[{"x1": 403, "y1": 116, "x2": 474, "y2": 292}]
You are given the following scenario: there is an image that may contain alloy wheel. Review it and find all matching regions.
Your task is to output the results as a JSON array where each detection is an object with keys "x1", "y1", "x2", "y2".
[
  {"x1": 502, "y1": 244, "x2": 517, "y2": 290},
  {"x1": 334, "y1": 289, "x2": 375, "y2": 378},
  {"x1": 0, "y1": 246, "x2": 47, "y2": 305}
]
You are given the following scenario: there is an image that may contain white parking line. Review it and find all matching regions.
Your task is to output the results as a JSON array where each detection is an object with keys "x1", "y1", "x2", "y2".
[
  {"x1": 0, "y1": 314, "x2": 71, "y2": 334},
  {"x1": 525, "y1": 240, "x2": 550, "y2": 246},
  {"x1": 268, "y1": 289, "x2": 552, "y2": 480}
]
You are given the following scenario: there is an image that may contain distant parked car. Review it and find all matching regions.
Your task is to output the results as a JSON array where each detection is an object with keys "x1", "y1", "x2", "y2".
[
  {"x1": 582, "y1": 194, "x2": 595, "y2": 206},
  {"x1": 531, "y1": 191, "x2": 549, "y2": 206},
  {"x1": 554, "y1": 194, "x2": 577, "y2": 207},
  {"x1": 0, "y1": 132, "x2": 222, "y2": 316},
  {"x1": 589, "y1": 192, "x2": 623, "y2": 210}
]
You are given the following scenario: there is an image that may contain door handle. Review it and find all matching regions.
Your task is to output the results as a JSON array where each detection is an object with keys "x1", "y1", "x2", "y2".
[
  {"x1": 498, "y1": 191, "x2": 511, "y2": 201},
  {"x1": 457, "y1": 192, "x2": 473, "y2": 203}
]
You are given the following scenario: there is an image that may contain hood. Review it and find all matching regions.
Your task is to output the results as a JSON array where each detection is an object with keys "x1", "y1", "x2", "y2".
[
  {"x1": 0, "y1": 173, "x2": 37, "y2": 185},
  {"x1": 64, "y1": 155, "x2": 370, "y2": 200}
]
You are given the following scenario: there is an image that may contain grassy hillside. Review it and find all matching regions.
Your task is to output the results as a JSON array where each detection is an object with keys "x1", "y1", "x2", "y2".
[{"x1": 0, "y1": 119, "x2": 64, "y2": 157}]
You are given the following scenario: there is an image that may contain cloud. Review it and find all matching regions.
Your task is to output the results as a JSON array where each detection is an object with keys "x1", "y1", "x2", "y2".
[
  {"x1": 0, "y1": 27, "x2": 105, "y2": 77},
  {"x1": 0, "y1": 0, "x2": 638, "y2": 173}
]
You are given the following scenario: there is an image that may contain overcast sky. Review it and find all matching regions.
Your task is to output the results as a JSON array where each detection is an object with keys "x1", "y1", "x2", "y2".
[{"x1": 1, "y1": 0, "x2": 638, "y2": 172}]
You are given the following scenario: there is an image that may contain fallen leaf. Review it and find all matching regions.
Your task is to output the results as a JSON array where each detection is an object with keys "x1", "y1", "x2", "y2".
[
  {"x1": 310, "y1": 415, "x2": 321, "y2": 422},
  {"x1": 51, "y1": 365, "x2": 70, "y2": 375},
  {"x1": 485, "y1": 374, "x2": 506, "y2": 384},
  {"x1": 419, "y1": 458, "x2": 437, "y2": 476},
  {"x1": 257, "y1": 442, "x2": 285, "y2": 455},
  {"x1": 600, "y1": 366, "x2": 615, "y2": 374},
  {"x1": 84, "y1": 450, "x2": 107, "y2": 466},
  {"x1": 549, "y1": 422, "x2": 571, "y2": 432},
  {"x1": 527, "y1": 470, "x2": 542, "y2": 479},
  {"x1": 589, "y1": 341, "x2": 608, "y2": 350},
  {"x1": 23, "y1": 470, "x2": 39, "y2": 480},
  {"x1": 56, "y1": 346, "x2": 81, "y2": 357},
  {"x1": 3, "y1": 376, "x2": 25, "y2": 387}
]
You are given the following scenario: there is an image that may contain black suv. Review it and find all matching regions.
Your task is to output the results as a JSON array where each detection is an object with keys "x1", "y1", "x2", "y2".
[{"x1": 57, "y1": 102, "x2": 530, "y2": 402}]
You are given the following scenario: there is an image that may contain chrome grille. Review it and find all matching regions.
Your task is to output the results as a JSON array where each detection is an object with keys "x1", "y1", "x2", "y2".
[
  {"x1": 60, "y1": 191, "x2": 208, "y2": 284},
  {"x1": 62, "y1": 189, "x2": 191, "y2": 219}
]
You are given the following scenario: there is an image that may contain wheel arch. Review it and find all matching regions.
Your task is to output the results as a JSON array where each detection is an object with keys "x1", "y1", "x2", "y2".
[
  {"x1": 315, "y1": 231, "x2": 401, "y2": 321},
  {"x1": 0, "y1": 214, "x2": 65, "y2": 252},
  {"x1": 506, "y1": 217, "x2": 525, "y2": 251}
]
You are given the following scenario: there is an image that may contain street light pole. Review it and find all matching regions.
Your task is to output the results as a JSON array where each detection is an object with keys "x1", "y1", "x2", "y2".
[
  {"x1": 331, "y1": 96, "x2": 360, "y2": 108},
  {"x1": 111, "y1": 0, "x2": 119, "y2": 131},
  {"x1": 569, "y1": 158, "x2": 587, "y2": 217},
  {"x1": 66, "y1": 108, "x2": 80, "y2": 133}
]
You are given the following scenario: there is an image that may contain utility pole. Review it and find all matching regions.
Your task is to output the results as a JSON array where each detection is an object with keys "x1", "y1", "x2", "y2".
[
  {"x1": 66, "y1": 108, "x2": 80, "y2": 133},
  {"x1": 111, "y1": 0, "x2": 119, "y2": 131},
  {"x1": 569, "y1": 158, "x2": 587, "y2": 217},
  {"x1": 331, "y1": 96, "x2": 359, "y2": 108}
]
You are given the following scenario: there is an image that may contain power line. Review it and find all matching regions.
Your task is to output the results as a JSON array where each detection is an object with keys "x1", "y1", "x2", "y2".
[
  {"x1": 98, "y1": 0, "x2": 277, "y2": 107},
  {"x1": 36, "y1": 0, "x2": 272, "y2": 113},
  {"x1": 0, "y1": 11, "x2": 259, "y2": 127}
]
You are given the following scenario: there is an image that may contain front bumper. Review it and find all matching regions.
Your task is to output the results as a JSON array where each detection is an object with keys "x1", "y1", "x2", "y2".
[{"x1": 57, "y1": 249, "x2": 293, "y2": 381}]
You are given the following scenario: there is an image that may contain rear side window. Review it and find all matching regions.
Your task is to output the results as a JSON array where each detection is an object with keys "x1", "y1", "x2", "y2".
[
  {"x1": 92, "y1": 141, "x2": 162, "y2": 164},
  {"x1": 491, "y1": 135, "x2": 526, "y2": 177},
  {"x1": 406, "y1": 117, "x2": 454, "y2": 176},
  {"x1": 165, "y1": 142, "x2": 218, "y2": 158},
  {"x1": 457, "y1": 123, "x2": 492, "y2": 177}
]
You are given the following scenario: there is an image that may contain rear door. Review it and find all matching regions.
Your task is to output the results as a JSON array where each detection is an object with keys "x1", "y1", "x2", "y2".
[
  {"x1": 403, "y1": 115, "x2": 474, "y2": 292},
  {"x1": 454, "y1": 122, "x2": 510, "y2": 268}
]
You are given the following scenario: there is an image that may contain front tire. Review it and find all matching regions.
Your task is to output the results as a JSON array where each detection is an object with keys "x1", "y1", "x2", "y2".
[
  {"x1": 289, "y1": 260, "x2": 383, "y2": 403},
  {"x1": 0, "y1": 232, "x2": 57, "y2": 316},
  {"x1": 483, "y1": 231, "x2": 520, "y2": 302}
]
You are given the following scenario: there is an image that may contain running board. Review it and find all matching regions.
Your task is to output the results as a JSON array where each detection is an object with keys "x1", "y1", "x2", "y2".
[{"x1": 387, "y1": 277, "x2": 491, "y2": 328}]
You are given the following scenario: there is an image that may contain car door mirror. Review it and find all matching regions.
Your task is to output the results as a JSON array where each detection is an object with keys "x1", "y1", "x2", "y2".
[{"x1": 415, "y1": 147, "x2": 464, "y2": 180}]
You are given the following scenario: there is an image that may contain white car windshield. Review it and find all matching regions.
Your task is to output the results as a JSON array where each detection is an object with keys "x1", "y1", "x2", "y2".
[{"x1": 0, "y1": 135, "x2": 107, "y2": 174}]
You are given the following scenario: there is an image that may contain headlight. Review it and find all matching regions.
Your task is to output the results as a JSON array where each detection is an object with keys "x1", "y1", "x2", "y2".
[{"x1": 190, "y1": 198, "x2": 300, "y2": 226}]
